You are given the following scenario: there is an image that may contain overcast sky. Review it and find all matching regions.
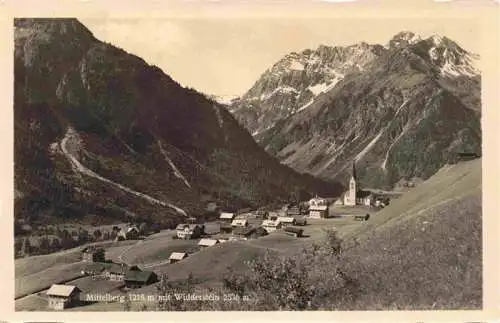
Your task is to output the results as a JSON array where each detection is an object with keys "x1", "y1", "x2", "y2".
[{"x1": 79, "y1": 17, "x2": 481, "y2": 97}]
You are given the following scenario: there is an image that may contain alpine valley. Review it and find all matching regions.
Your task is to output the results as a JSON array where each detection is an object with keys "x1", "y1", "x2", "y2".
[
  {"x1": 14, "y1": 18, "x2": 341, "y2": 228},
  {"x1": 230, "y1": 31, "x2": 481, "y2": 189}
]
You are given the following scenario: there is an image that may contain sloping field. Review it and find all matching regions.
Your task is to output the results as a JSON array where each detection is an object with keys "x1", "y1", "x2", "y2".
[
  {"x1": 339, "y1": 159, "x2": 482, "y2": 309},
  {"x1": 15, "y1": 261, "x2": 87, "y2": 299},
  {"x1": 151, "y1": 241, "x2": 271, "y2": 283}
]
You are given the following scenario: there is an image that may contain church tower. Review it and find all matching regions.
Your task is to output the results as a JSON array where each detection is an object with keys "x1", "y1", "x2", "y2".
[{"x1": 343, "y1": 161, "x2": 357, "y2": 206}]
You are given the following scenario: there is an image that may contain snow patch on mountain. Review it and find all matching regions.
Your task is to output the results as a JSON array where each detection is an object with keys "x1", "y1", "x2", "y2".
[
  {"x1": 308, "y1": 76, "x2": 343, "y2": 96},
  {"x1": 289, "y1": 60, "x2": 305, "y2": 71}
]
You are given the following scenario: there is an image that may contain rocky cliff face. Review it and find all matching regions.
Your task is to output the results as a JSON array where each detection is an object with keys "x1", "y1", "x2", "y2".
[
  {"x1": 14, "y1": 18, "x2": 342, "y2": 227},
  {"x1": 231, "y1": 31, "x2": 481, "y2": 189}
]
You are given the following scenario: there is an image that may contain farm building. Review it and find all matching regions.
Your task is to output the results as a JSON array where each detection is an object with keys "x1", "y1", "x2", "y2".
[
  {"x1": 103, "y1": 263, "x2": 129, "y2": 281},
  {"x1": 82, "y1": 262, "x2": 129, "y2": 281},
  {"x1": 454, "y1": 152, "x2": 480, "y2": 163},
  {"x1": 81, "y1": 262, "x2": 107, "y2": 276},
  {"x1": 198, "y1": 238, "x2": 219, "y2": 247},
  {"x1": 46, "y1": 284, "x2": 81, "y2": 310},
  {"x1": 219, "y1": 212, "x2": 235, "y2": 222},
  {"x1": 268, "y1": 212, "x2": 279, "y2": 221},
  {"x1": 356, "y1": 190, "x2": 374, "y2": 206},
  {"x1": 278, "y1": 217, "x2": 296, "y2": 228},
  {"x1": 220, "y1": 222, "x2": 233, "y2": 234},
  {"x1": 231, "y1": 219, "x2": 248, "y2": 227},
  {"x1": 294, "y1": 217, "x2": 308, "y2": 226},
  {"x1": 81, "y1": 246, "x2": 105, "y2": 262},
  {"x1": 286, "y1": 205, "x2": 301, "y2": 217},
  {"x1": 255, "y1": 208, "x2": 268, "y2": 219},
  {"x1": 232, "y1": 226, "x2": 256, "y2": 238},
  {"x1": 284, "y1": 226, "x2": 304, "y2": 238},
  {"x1": 262, "y1": 220, "x2": 282, "y2": 233},
  {"x1": 309, "y1": 204, "x2": 328, "y2": 218},
  {"x1": 169, "y1": 252, "x2": 188, "y2": 264},
  {"x1": 124, "y1": 268, "x2": 158, "y2": 288},
  {"x1": 176, "y1": 224, "x2": 203, "y2": 239}
]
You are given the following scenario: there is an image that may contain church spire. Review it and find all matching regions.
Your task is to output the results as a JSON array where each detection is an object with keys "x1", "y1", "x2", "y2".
[{"x1": 352, "y1": 160, "x2": 357, "y2": 181}]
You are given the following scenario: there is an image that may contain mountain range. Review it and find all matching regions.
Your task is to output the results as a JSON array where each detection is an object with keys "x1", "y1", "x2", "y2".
[
  {"x1": 14, "y1": 18, "x2": 342, "y2": 228},
  {"x1": 230, "y1": 31, "x2": 481, "y2": 188}
]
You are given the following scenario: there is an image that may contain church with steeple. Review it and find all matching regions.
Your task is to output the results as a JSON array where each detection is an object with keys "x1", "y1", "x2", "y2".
[
  {"x1": 343, "y1": 161, "x2": 358, "y2": 206},
  {"x1": 335, "y1": 161, "x2": 374, "y2": 207}
]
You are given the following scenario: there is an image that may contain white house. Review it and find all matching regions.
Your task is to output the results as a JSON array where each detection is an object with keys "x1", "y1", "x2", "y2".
[
  {"x1": 261, "y1": 219, "x2": 282, "y2": 233},
  {"x1": 231, "y1": 219, "x2": 248, "y2": 227},
  {"x1": 309, "y1": 204, "x2": 329, "y2": 218},
  {"x1": 277, "y1": 216, "x2": 295, "y2": 228},
  {"x1": 175, "y1": 224, "x2": 203, "y2": 239}
]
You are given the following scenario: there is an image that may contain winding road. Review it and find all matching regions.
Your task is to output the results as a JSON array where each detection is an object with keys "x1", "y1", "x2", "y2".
[{"x1": 60, "y1": 127, "x2": 187, "y2": 217}]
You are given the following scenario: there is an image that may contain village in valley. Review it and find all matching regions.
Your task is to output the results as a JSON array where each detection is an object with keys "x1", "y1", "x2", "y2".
[{"x1": 15, "y1": 161, "x2": 400, "y2": 311}]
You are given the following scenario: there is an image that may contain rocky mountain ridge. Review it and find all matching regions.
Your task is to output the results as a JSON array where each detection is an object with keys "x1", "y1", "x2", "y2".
[{"x1": 231, "y1": 31, "x2": 481, "y2": 188}]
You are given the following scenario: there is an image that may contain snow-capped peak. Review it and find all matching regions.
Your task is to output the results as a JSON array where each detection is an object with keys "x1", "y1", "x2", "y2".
[{"x1": 387, "y1": 31, "x2": 422, "y2": 49}]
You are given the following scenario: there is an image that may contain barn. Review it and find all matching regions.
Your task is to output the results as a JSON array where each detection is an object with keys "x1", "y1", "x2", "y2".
[
  {"x1": 46, "y1": 284, "x2": 81, "y2": 310},
  {"x1": 169, "y1": 252, "x2": 188, "y2": 264}
]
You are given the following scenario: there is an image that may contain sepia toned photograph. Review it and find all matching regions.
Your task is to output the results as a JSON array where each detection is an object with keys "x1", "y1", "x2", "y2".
[{"x1": 10, "y1": 10, "x2": 487, "y2": 314}]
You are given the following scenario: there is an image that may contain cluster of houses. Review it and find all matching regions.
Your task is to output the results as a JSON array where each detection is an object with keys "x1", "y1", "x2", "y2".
[{"x1": 45, "y1": 246, "x2": 159, "y2": 310}]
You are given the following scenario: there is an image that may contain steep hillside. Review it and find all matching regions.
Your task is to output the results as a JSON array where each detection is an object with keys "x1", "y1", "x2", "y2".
[
  {"x1": 14, "y1": 18, "x2": 342, "y2": 229},
  {"x1": 232, "y1": 31, "x2": 481, "y2": 188},
  {"x1": 340, "y1": 159, "x2": 482, "y2": 309}
]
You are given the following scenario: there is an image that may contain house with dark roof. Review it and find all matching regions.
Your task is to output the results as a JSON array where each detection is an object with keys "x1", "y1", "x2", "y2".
[
  {"x1": 356, "y1": 190, "x2": 374, "y2": 206},
  {"x1": 232, "y1": 226, "x2": 257, "y2": 238},
  {"x1": 220, "y1": 221, "x2": 233, "y2": 234},
  {"x1": 46, "y1": 284, "x2": 81, "y2": 310},
  {"x1": 284, "y1": 226, "x2": 304, "y2": 238},
  {"x1": 124, "y1": 268, "x2": 158, "y2": 288}
]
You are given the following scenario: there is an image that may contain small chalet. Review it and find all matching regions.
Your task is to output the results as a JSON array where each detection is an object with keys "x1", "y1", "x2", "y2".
[
  {"x1": 169, "y1": 252, "x2": 188, "y2": 264},
  {"x1": 309, "y1": 204, "x2": 328, "y2": 218},
  {"x1": 262, "y1": 219, "x2": 282, "y2": 233},
  {"x1": 82, "y1": 262, "x2": 129, "y2": 281},
  {"x1": 176, "y1": 224, "x2": 203, "y2": 240},
  {"x1": 356, "y1": 190, "x2": 374, "y2": 206},
  {"x1": 103, "y1": 263, "x2": 129, "y2": 281},
  {"x1": 198, "y1": 238, "x2": 219, "y2": 248},
  {"x1": 284, "y1": 226, "x2": 304, "y2": 238},
  {"x1": 294, "y1": 217, "x2": 308, "y2": 226},
  {"x1": 124, "y1": 268, "x2": 158, "y2": 288},
  {"x1": 46, "y1": 284, "x2": 81, "y2": 310},
  {"x1": 220, "y1": 222, "x2": 233, "y2": 233},
  {"x1": 81, "y1": 262, "x2": 106, "y2": 277},
  {"x1": 125, "y1": 226, "x2": 140, "y2": 239},
  {"x1": 277, "y1": 216, "x2": 296, "y2": 228},
  {"x1": 456, "y1": 152, "x2": 480, "y2": 162},
  {"x1": 219, "y1": 212, "x2": 235, "y2": 222},
  {"x1": 286, "y1": 205, "x2": 301, "y2": 217},
  {"x1": 231, "y1": 219, "x2": 248, "y2": 227},
  {"x1": 232, "y1": 226, "x2": 257, "y2": 238},
  {"x1": 81, "y1": 246, "x2": 105, "y2": 262},
  {"x1": 255, "y1": 209, "x2": 269, "y2": 219},
  {"x1": 308, "y1": 196, "x2": 329, "y2": 218}
]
